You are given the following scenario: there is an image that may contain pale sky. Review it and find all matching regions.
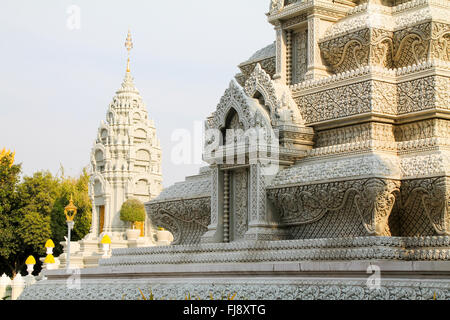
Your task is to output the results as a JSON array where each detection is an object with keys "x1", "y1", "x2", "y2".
[{"x1": 0, "y1": 0, "x2": 274, "y2": 187}]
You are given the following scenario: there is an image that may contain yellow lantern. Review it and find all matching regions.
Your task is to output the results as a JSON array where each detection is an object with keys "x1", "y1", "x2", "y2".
[
  {"x1": 64, "y1": 195, "x2": 77, "y2": 222},
  {"x1": 64, "y1": 195, "x2": 78, "y2": 270}
]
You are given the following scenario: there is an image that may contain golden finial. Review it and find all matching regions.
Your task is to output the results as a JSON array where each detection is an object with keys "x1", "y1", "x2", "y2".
[{"x1": 125, "y1": 29, "x2": 133, "y2": 72}]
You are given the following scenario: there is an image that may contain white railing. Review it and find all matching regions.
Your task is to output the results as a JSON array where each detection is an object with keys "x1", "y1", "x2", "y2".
[{"x1": 0, "y1": 273, "x2": 40, "y2": 300}]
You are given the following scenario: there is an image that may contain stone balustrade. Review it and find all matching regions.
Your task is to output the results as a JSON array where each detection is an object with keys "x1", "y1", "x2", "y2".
[{"x1": 0, "y1": 273, "x2": 40, "y2": 300}]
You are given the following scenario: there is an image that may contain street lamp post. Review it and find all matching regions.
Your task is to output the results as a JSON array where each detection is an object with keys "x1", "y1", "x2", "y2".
[{"x1": 64, "y1": 195, "x2": 77, "y2": 269}]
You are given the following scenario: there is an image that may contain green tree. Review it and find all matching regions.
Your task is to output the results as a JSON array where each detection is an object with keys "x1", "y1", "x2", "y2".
[
  {"x1": 0, "y1": 148, "x2": 95, "y2": 277},
  {"x1": 4, "y1": 170, "x2": 59, "y2": 277},
  {"x1": 50, "y1": 168, "x2": 92, "y2": 256},
  {"x1": 16, "y1": 171, "x2": 60, "y2": 217},
  {"x1": 0, "y1": 152, "x2": 30, "y2": 278},
  {"x1": 0, "y1": 153, "x2": 93, "y2": 277},
  {"x1": 0, "y1": 152, "x2": 21, "y2": 277},
  {"x1": 120, "y1": 198, "x2": 146, "y2": 229},
  {"x1": 0, "y1": 151, "x2": 20, "y2": 216},
  {"x1": 18, "y1": 212, "x2": 52, "y2": 256}
]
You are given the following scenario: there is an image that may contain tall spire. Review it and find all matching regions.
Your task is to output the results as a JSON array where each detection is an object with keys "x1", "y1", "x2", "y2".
[
  {"x1": 117, "y1": 29, "x2": 139, "y2": 95},
  {"x1": 124, "y1": 29, "x2": 133, "y2": 73}
]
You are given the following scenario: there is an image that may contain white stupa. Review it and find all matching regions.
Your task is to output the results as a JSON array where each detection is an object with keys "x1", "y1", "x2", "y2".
[{"x1": 58, "y1": 31, "x2": 163, "y2": 268}]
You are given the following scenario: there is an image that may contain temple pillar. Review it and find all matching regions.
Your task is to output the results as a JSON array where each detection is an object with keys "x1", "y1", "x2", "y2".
[
  {"x1": 201, "y1": 166, "x2": 224, "y2": 243},
  {"x1": 305, "y1": 15, "x2": 329, "y2": 80},
  {"x1": 102, "y1": 195, "x2": 111, "y2": 234},
  {"x1": 274, "y1": 22, "x2": 288, "y2": 84},
  {"x1": 244, "y1": 162, "x2": 289, "y2": 241}
]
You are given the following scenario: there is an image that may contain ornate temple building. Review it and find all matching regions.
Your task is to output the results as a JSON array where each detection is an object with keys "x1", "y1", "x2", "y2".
[
  {"x1": 148, "y1": 0, "x2": 450, "y2": 244},
  {"x1": 21, "y1": 0, "x2": 450, "y2": 300},
  {"x1": 57, "y1": 31, "x2": 163, "y2": 269},
  {"x1": 88, "y1": 31, "x2": 162, "y2": 240}
]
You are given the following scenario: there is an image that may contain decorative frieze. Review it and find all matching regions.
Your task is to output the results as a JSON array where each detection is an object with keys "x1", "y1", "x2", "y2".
[
  {"x1": 316, "y1": 123, "x2": 395, "y2": 148},
  {"x1": 320, "y1": 7, "x2": 449, "y2": 73},
  {"x1": 269, "y1": 174, "x2": 449, "y2": 238},
  {"x1": 395, "y1": 119, "x2": 450, "y2": 141},
  {"x1": 394, "y1": 22, "x2": 450, "y2": 68},
  {"x1": 268, "y1": 178, "x2": 400, "y2": 237},
  {"x1": 268, "y1": 180, "x2": 358, "y2": 226},
  {"x1": 393, "y1": 22, "x2": 430, "y2": 67},
  {"x1": 372, "y1": 80, "x2": 398, "y2": 114},
  {"x1": 400, "y1": 151, "x2": 450, "y2": 178},
  {"x1": 271, "y1": 153, "x2": 401, "y2": 186},
  {"x1": 295, "y1": 80, "x2": 373, "y2": 123},
  {"x1": 294, "y1": 74, "x2": 448, "y2": 124},
  {"x1": 320, "y1": 28, "x2": 396, "y2": 73},
  {"x1": 19, "y1": 276, "x2": 450, "y2": 300},
  {"x1": 101, "y1": 236, "x2": 450, "y2": 266},
  {"x1": 290, "y1": 60, "x2": 449, "y2": 93},
  {"x1": 281, "y1": 13, "x2": 307, "y2": 29}
]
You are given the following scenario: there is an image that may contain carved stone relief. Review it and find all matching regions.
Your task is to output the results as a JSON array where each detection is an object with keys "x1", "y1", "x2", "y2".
[
  {"x1": 320, "y1": 28, "x2": 372, "y2": 73},
  {"x1": 237, "y1": 57, "x2": 276, "y2": 87},
  {"x1": 281, "y1": 13, "x2": 307, "y2": 30},
  {"x1": 393, "y1": 22, "x2": 430, "y2": 67},
  {"x1": 146, "y1": 197, "x2": 211, "y2": 245},
  {"x1": 320, "y1": 21, "x2": 449, "y2": 73},
  {"x1": 250, "y1": 163, "x2": 265, "y2": 222},
  {"x1": 354, "y1": 179, "x2": 400, "y2": 236},
  {"x1": 231, "y1": 168, "x2": 249, "y2": 241},
  {"x1": 394, "y1": 119, "x2": 450, "y2": 142},
  {"x1": 399, "y1": 177, "x2": 450, "y2": 236},
  {"x1": 394, "y1": 22, "x2": 450, "y2": 68},
  {"x1": 430, "y1": 22, "x2": 450, "y2": 62},
  {"x1": 397, "y1": 76, "x2": 448, "y2": 114},
  {"x1": 316, "y1": 122, "x2": 395, "y2": 148},
  {"x1": 292, "y1": 29, "x2": 308, "y2": 84},
  {"x1": 294, "y1": 74, "x2": 448, "y2": 124},
  {"x1": 269, "y1": 0, "x2": 284, "y2": 14},
  {"x1": 295, "y1": 80, "x2": 372, "y2": 123},
  {"x1": 268, "y1": 178, "x2": 400, "y2": 238}
]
